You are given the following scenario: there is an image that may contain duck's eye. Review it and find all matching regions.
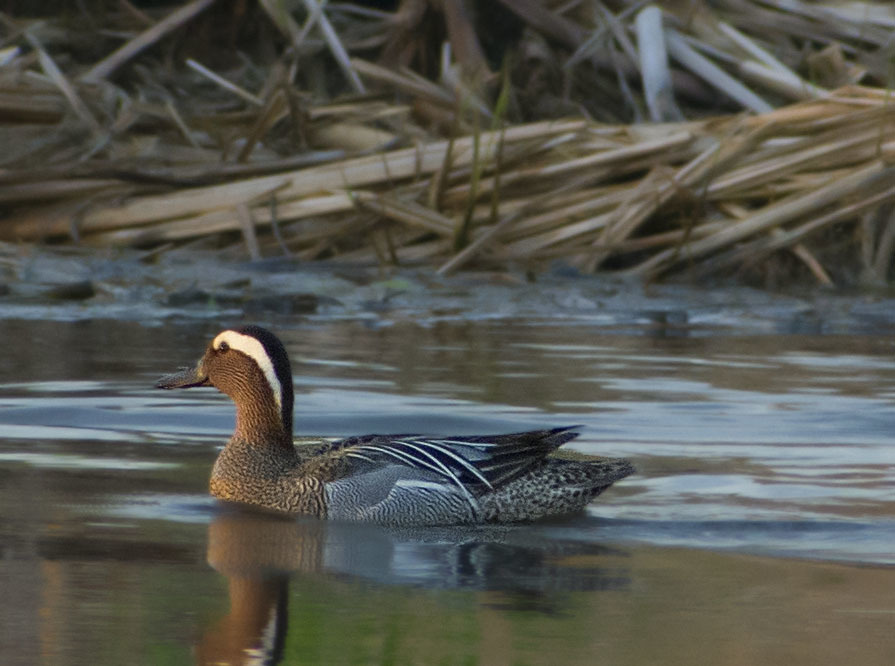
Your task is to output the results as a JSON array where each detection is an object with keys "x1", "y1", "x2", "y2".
[{"x1": 217, "y1": 341, "x2": 229, "y2": 352}]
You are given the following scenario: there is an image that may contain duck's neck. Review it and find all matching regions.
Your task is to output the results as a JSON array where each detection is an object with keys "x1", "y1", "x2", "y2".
[{"x1": 232, "y1": 399, "x2": 294, "y2": 454}]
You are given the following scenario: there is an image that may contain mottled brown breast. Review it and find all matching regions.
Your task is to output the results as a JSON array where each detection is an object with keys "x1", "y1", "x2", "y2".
[{"x1": 210, "y1": 474, "x2": 328, "y2": 516}]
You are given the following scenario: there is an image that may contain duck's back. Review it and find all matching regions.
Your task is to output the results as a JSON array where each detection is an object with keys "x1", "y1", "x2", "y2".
[{"x1": 315, "y1": 429, "x2": 634, "y2": 526}]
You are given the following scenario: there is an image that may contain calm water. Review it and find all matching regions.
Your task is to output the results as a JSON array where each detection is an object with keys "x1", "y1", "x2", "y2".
[{"x1": 1, "y1": 261, "x2": 894, "y2": 665}]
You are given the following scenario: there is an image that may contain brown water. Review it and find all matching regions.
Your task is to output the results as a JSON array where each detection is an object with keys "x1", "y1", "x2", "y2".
[{"x1": 1, "y1": 254, "x2": 894, "y2": 665}]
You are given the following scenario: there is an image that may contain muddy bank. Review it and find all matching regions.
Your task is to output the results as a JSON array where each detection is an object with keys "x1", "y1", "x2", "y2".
[{"x1": 1, "y1": 244, "x2": 895, "y2": 341}]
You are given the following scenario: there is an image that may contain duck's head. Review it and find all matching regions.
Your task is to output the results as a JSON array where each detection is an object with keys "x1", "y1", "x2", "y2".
[{"x1": 157, "y1": 325, "x2": 294, "y2": 438}]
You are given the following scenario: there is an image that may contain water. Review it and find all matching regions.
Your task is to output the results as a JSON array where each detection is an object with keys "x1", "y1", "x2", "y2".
[{"x1": 1, "y1": 256, "x2": 894, "y2": 665}]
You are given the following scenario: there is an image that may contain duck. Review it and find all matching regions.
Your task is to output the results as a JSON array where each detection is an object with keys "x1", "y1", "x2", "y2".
[{"x1": 156, "y1": 325, "x2": 634, "y2": 526}]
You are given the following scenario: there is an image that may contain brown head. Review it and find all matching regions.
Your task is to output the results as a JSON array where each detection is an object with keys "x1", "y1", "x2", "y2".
[{"x1": 157, "y1": 325, "x2": 295, "y2": 447}]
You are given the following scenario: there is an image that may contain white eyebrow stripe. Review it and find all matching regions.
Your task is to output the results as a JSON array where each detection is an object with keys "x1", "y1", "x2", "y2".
[{"x1": 213, "y1": 330, "x2": 282, "y2": 409}]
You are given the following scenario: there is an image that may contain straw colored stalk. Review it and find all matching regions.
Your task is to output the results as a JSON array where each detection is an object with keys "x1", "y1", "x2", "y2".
[
  {"x1": 705, "y1": 123, "x2": 895, "y2": 198},
  {"x1": 576, "y1": 118, "x2": 779, "y2": 270},
  {"x1": 0, "y1": 179, "x2": 125, "y2": 204},
  {"x1": 5, "y1": 82, "x2": 895, "y2": 281},
  {"x1": 26, "y1": 34, "x2": 102, "y2": 135},
  {"x1": 349, "y1": 59, "x2": 455, "y2": 109},
  {"x1": 14, "y1": 121, "x2": 696, "y2": 256},
  {"x1": 80, "y1": 0, "x2": 217, "y2": 83},
  {"x1": 240, "y1": 214, "x2": 358, "y2": 260},
  {"x1": 689, "y1": 14, "x2": 830, "y2": 102},
  {"x1": 630, "y1": 158, "x2": 895, "y2": 279},
  {"x1": 87, "y1": 192, "x2": 355, "y2": 246},
  {"x1": 0, "y1": 88, "x2": 66, "y2": 123},
  {"x1": 689, "y1": 181, "x2": 895, "y2": 280},
  {"x1": 636, "y1": 5, "x2": 683, "y2": 122},
  {"x1": 438, "y1": 129, "x2": 697, "y2": 210},
  {"x1": 436, "y1": 139, "x2": 704, "y2": 265},
  {"x1": 665, "y1": 28, "x2": 773, "y2": 114},
  {"x1": 2, "y1": 119, "x2": 586, "y2": 241},
  {"x1": 487, "y1": 95, "x2": 895, "y2": 273}
]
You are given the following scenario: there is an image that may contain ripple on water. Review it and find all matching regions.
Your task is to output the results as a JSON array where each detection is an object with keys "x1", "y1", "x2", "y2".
[{"x1": 1, "y1": 317, "x2": 894, "y2": 566}]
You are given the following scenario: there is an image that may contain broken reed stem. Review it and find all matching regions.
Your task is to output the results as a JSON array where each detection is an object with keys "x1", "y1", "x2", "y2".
[
  {"x1": 186, "y1": 59, "x2": 264, "y2": 106},
  {"x1": 26, "y1": 33, "x2": 102, "y2": 134},
  {"x1": 584, "y1": 117, "x2": 770, "y2": 270},
  {"x1": 665, "y1": 29, "x2": 773, "y2": 114},
  {"x1": 636, "y1": 5, "x2": 682, "y2": 122},
  {"x1": 355, "y1": 192, "x2": 455, "y2": 236},
  {"x1": 3, "y1": 60, "x2": 895, "y2": 283},
  {"x1": 691, "y1": 181, "x2": 895, "y2": 279},
  {"x1": 437, "y1": 211, "x2": 521, "y2": 275},
  {"x1": 236, "y1": 203, "x2": 261, "y2": 260},
  {"x1": 2, "y1": 119, "x2": 586, "y2": 240},
  {"x1": 80, "y1": 0, "x2": 217, "y2": 83},
  {"x1": 631, "y1": 159, "x2": 895, "y2": 279},
  {"x1": 300, "y1": 0, "x2": 365, "y2": 93}
]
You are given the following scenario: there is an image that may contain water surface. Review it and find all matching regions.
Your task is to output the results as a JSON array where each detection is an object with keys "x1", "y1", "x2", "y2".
[{"x1": 1, "y1": 259, "x2": 894, "y2": 665}]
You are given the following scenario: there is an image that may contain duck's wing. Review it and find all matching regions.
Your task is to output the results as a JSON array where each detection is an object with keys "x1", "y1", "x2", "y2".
[{"x1": 333, "y1": 426, "x2": 580, "y2": 496}]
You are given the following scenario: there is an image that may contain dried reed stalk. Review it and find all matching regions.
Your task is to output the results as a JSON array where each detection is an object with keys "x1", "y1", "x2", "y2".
[
  {"x1": 5, "y1": 89, "x2": 895, "y2": 285},
  {"x1": 3, "y1": 2, "x2": 895, "y2": 285}
]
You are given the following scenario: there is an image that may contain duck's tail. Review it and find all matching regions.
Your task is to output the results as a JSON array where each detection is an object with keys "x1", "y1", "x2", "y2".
[{"x1": 478, "y1": 456, "x2": 635, "y2": 523}]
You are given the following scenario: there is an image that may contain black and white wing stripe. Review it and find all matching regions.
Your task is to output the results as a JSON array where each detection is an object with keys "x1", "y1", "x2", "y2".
[{"x1": 341, "y1": 427, "x2": 580, "y2": 495}]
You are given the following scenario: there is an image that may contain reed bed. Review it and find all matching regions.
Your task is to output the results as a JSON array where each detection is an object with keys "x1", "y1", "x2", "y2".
[{"x1": 1, "y1": 1, "x2": 895, "y2": 284}]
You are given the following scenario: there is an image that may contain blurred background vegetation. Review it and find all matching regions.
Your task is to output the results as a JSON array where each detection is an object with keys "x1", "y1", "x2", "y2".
[{"x1": 1, "y1": 1, "x2": 895, "y2": 285}]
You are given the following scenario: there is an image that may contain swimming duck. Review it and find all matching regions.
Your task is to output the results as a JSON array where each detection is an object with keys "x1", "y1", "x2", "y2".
[{"x1": 156, "y1": 325, "x2": 634, "y2": 526}]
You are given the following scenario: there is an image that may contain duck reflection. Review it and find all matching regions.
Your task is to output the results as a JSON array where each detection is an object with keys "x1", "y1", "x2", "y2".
[{"x1": 198, "y1": 507, "x2": 629, "y2": 665}]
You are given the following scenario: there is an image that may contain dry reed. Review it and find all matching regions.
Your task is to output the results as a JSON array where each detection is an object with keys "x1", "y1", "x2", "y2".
[{"x1": 1, "y1": 1, "x2": 895, "y2": 284}]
